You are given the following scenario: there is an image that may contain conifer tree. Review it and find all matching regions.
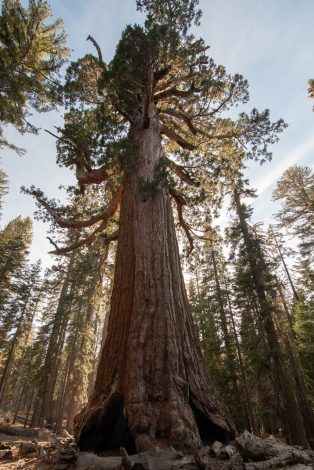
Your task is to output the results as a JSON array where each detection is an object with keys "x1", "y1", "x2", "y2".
[
  {"x1": 273, "y1": 165, "x2": 314, "y2": 259},
  {"x1": 0, "y1": 260, "x2": 41, "y2": 409},
  {"x1": 188, "y1": 237, "x2": 245, "y2": 431},
  {"x1": 28, "y1": 0, "x2": 286, "y2": 451},
  {"x1": 229, "y1": 176, "x2": 314, "y2": 446},
  {"x1": 0, "y1": 216, "x2": 32, "y2": 318},
  {"x1": 0, "y1": 0, "x2": 69, "y2": 153}
]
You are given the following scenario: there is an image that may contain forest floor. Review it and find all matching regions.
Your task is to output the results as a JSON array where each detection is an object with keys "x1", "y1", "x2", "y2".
[
  {"x1": 0, "y1": 425, "x2": 235, "y2": 470},
  {"x1": 0, "y1": 416, "x2": 313, "y2": 469},
  {"x1": 0, "y1": 431, "x2": 50, "y2": 469}
]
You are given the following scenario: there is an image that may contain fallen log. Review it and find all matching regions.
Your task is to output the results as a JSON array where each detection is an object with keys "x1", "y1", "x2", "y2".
[
  {"x1": 0, "y1": 422, "x2": 36, "y2": 438},
  {"x1": 235, "y1": 430, "x2": 313, "y2": 469}
]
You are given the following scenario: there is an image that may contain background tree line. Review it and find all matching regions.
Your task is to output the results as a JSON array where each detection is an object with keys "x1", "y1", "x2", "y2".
[{"x1": 0, "y1": 0, "x2": 313, "y2": 448}]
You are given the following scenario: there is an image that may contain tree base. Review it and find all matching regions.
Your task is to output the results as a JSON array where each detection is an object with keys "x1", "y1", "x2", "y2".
[{"x1": 75, "y1": 392, "x2": 232, "y2": 454}]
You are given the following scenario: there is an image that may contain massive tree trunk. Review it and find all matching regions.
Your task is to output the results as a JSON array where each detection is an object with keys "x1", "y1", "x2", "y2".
[{"x1": 74, "y1": 107, "x2": 233, "y2": 453}]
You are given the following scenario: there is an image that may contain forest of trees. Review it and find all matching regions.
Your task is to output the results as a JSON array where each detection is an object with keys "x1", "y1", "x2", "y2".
[{"x1": 0, "y1": 0, "x2": 313, "y2": 459}]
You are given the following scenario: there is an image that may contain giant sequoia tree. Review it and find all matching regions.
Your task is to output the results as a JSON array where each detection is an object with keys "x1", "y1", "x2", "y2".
[{"x1": 30, "y1": 0, "x2": 285, "y2": 452}]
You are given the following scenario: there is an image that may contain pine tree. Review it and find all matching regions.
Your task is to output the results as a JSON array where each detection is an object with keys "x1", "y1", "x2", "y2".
[
  {"x1": 229, "y1": 177, "x2": 314, "y2": 446},
  {"x1": 0, "y1": 216, "x2": 32, "y2": 319},
  {"x1": 273, "y1": 165, "x2": 314, "y2": 259},
  {"x1": 0, "y1": 260, "x2": 41, "y2": 410},
  {"x1": 188, "y1": 237, "x2": 246, "y2": 431},
  {"x1": 273, "y1": 165, "x2": 314, "y2": 407},
  {"x1": 0, "y1": 0, "x2": 69, "y2": 153}
]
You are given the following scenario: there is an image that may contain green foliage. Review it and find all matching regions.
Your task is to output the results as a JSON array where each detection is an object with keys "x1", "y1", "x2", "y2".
[
  {"x1": 0, "y1": 0, "x2": 69, "y2": 153},
  {"x1": 0, "y1": 216, "x2": 32, "y2": 313},
  {"x1": 308, "y1": 79, "x2": 314, "y2": 109},
  {"x1": 273, "y1": 165, "x2": 314, "y2": 258},
  {"x1": 294, "y1": 301, "x2": 314, "y2": 403},
  {"x1": 136, "y1": 0, "x2": 202, "y2": 35},
  {"x1": 0, "y1": 167, "x2": 8, "y2": 219}
]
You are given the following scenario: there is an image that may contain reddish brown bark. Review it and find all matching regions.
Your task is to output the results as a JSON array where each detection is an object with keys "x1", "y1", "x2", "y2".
[{"x1": 74, "y1": 107, "x2": 233, "y2": 453}]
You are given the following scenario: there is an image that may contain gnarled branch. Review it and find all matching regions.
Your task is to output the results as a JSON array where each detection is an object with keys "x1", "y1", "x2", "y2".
[
  {"x1": 35, "y1": 187, "x2": 122, "y2": 229},
  {"x1": 161, "y1": 125, "x2": 196, "y2": 151},
  {"x1": 169, "y1": 187, "x2": 194, "y2": 254},
  {"x1": 166, "y1": 158, "x2": 200, "y2": 187},
  {"x1": 49, "y1": 226, "x2": 119, "y2": 255},
  {"x1": 159, "y1": 108, "x2": 198, "y2": 135},
  {"x1": 87, "y1": 34, "x2": 104, "y2": 65},
  {"x1": 76, "y1": 160, "x2": 117, "y2": 186},
  {"x1": 154, "y1": 82, "x2": 201, "y2": 101}
]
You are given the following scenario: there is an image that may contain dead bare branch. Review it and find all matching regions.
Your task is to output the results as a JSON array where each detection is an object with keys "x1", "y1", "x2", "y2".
[{"x1": 87, "y1": 34, "x2": 104, "y2": 64}]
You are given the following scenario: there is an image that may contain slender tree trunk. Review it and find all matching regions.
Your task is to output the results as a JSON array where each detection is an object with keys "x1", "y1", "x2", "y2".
[
  {"x1": 274, "y1": 289, "x2": 314, "y2": 439},
  {"x1": 276, "y1": 276, "x2": 294, "y2": 332},
  {"x1": 270, "y1": 226, "x2": 300, "y2": 301},
  {"x1": 33, "y1": 257, "x2": 75, "y2": 427},
  {"x1": 13, "y1": 382, "x2": 25, "y2": 424},
  {"x1": 25, "y1": 388, "x2": 35, "y2": 428},
  {"x1": 224, "y1": 286, "x2": 259, "y2": 434},
  {"x1": 234, "y1": 188, "x2": 311, "y2": 447},
  {"x1": 211, "y1": 250, "x2": 239, "y2": 384},
  {"x1": 0, "y1": 291, "x2": 31, "y2": 406},
  {"x1": 75, "y1": 106, "x2": 233, "y2": 453}
]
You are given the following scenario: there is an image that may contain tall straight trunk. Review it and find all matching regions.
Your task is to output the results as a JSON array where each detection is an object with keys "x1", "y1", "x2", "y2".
[
  {"x1": 211, "y1": 250, "x2": 238, "y2": 383},
  {"x1": 276, "y1": 276, "x2": 294, "y2": 333},
  {"x1": 270, "y1": 226, "x2": 300, "y2": 301},
  {"x1": 234, "y1": 188, "x2": 312, "y2": 447},
  {"x1": 32, "y1": 255, "x2": 75, "y2": 427},
  {"x1": 54, "y1": 299, "x2": 83, "y2": 433},
  {"x1": 25, "y1": 388, "x2": 35, "y2": 428},
  {"x1": 224, "y1": 285, "x2": 259, "y2": 434},
  {"x1": 44, "y1": 306, "x2": 70, "y2": 424},
  {"x1": 75, "y1": 107, "x2": 233, "y2": 453},
  {"x1": 13, "y1": 381, "x2": 25, "y2": 424},
  {"x1": 275, "y1": 287, "x2": 314, "y2": 439},
  {"x1": 0, "y1": 290, "x2": 31, "y2": 406}
]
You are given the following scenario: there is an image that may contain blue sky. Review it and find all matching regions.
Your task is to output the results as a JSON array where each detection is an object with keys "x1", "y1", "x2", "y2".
[{"x1": 1, "y1": 0, "x2": 314, "y2": 267}]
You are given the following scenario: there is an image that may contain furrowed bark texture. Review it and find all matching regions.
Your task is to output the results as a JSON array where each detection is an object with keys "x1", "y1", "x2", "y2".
[{"x1": 74, "y1": 107, "x2": 233, "y2": 453}]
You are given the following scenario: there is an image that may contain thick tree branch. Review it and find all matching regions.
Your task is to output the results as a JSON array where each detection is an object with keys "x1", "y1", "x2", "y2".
[
  {"x1": 169, "y1": 187, "x2": 194, "y2": 254},
  {"x1": 166, "y1": 158, "x2": 200, "y2": 187},
  {"x1": 161, "y1": 125, "x2": 196, "y2": 151},
  {"x1": 49, "y1": 224, "x2": 119, "y2": 255},
  {"x1": 76, "y1": 160, "x2": 117, "y2": 186},
  {"x1": 35, "y1": 187, "x2": 122, "y2": 229},
  {"x1": 154, "y1": 82, "x2": 201, "y2": 102},
  {"x1": 159, "y1": 108, "x2": 198, "y2": 135}
]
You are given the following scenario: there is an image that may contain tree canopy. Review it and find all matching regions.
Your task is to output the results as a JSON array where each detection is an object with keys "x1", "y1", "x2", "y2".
[
  {"x1": 0, "y1": 0, "x2": 69, "y2": 153},
  {"x1": 28, "y1": 0, "x2": 285, "y2": 257}
]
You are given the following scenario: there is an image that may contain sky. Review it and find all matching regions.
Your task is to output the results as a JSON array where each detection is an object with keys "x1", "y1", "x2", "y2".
[{"x1": 1, "y1": 0, "x2": 314, "y2": 268}]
